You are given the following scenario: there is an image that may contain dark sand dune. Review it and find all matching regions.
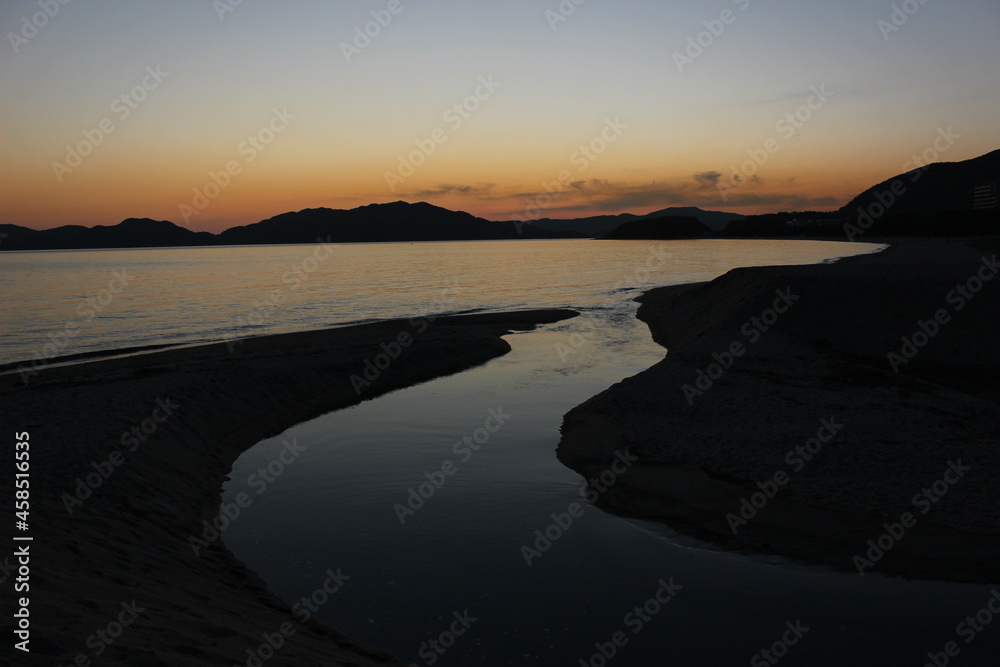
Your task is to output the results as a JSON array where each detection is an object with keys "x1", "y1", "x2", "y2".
[
  {"x1": 558, "y1": 240, "x2": 1000, "y2": 582},
  {"x1": 3, "y1": 310, "x2": 575, "y2": 666}
]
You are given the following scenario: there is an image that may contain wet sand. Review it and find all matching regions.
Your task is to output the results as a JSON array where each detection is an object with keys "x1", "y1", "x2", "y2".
[
  {"x1": 3, "y1": 310, "x2": 575, "y2": 665},
  {"x1": 557, "y1": 239, "x2": 1000, "y2": 583}
]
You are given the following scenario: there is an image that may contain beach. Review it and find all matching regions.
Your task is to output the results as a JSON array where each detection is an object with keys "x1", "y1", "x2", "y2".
[
  {"x1": 558, "y1": 239, "x2": 1000, "y2": 583},
  {"x1": 4, "y1": 310, "x2": 575, "y2": 666}
]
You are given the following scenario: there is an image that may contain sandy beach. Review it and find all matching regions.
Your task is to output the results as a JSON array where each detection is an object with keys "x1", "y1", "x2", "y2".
[
  {"x1": 558, "y1": 239, "x2": 1000, "y2": 583},
  {"x1": 3, "y1": 310, "x2": 575, "y2": 666}
]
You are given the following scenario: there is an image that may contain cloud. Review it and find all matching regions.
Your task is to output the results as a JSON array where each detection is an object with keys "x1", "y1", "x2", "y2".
[
  {"x1": 518, "y1": 175, "x2": 841, "y2": 216},
  {"x1": 393, "y1": 173, "x2": 842, "y2": 219},
  {"x1": 693, "y1": 171, "x2": 722, "y2": 187},
  {"x1": 412, "y1": 183, "x2": 496, "y2": 197},
  {"x1": 555, "y1": 171, "x2": 733, "y2": 211},
  {"x1": 569, "y1": 179, "x2": 613, "y2": 195}
]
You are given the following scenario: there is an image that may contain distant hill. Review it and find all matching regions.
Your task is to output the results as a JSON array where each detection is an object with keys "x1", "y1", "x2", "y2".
[
  {"x1": 530, "y1": 214, "x2": 639, "y2": 238},
  {"x1": 0, "y1": 218, "x2": 215, "y2": 251},
  {"x1": 602, "y1": 216, "x2": 710, "y2": 240},
  {"x1": 840, "y1": 149, "x2": 1000, "y2": 217},
  {"x1": 0, "y1": 202, "x2": 578, "y2": 251},
  {"x1": 722, "y1": 148, "x2": 1000, "y2": 238},
  {"x1": 636, "y1": 207, "x2": 743, "y2": 231},
  {"x1": 532, "y1": 206, "x2": 743, "y2": 237},
  {"x1": 217, "y1": 201, "x2": 572, "y2": 245}
]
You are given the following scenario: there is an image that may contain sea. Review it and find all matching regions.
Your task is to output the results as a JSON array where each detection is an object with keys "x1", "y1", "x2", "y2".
[{"x1": 2, "y1": 238, "x2": 874, "y2": 368}]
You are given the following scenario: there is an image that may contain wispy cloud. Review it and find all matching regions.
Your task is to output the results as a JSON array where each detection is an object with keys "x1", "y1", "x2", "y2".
[
  {"x1": 413, "y1": 183, "x2": 497, "y2": 197},
  {"x1": 693, "y1": 171, "x2": 722, "y2": 187},
  {"x1": 388, "y1": 171, "x2": 841, "y2": 218}
]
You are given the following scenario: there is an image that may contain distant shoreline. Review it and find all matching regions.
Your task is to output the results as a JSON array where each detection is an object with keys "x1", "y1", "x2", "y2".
[
  {"x1": 0, "y1": 234, "x2": 872, "y2": 254},
  {"x1": 0, "y1": 232, "x2": 968, "y2": 255}
]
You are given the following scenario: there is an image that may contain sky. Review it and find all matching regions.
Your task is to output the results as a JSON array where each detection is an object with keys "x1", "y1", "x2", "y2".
[{"x1": 1, "y1": 0, "x2": 998, "y2": 233}]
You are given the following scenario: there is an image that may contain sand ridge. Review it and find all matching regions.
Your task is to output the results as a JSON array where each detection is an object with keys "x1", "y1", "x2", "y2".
[{"x1": 557, "y1": 240, "x2": 1000, "y2": 583}]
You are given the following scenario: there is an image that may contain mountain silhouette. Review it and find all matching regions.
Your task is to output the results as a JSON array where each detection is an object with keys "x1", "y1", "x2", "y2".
[
  {"x1": 216, "y1": 201, "x2": 571, "y2": 245},
  {"x1": 2, "y1": 149, "x2": 996, "y2": 251},
  {"x1": 602, "y1": 216, "x2": 710, "y2": 240},
  {"x1": 636, "y1": 207, "x2": 744, "y2": 231},
  {"x1": 0, "y1": 203, "x2": 576, "y2": 251},
  {"x1": 840, "y1": 148, "x2": 1000, "y2": 217},
  {"x1": 0, "y1": 218, "x2": 214, "y2": 251},
  {"x1": 532, "y1": 214, "x2": 637, "y2": 238},
  {"x1": 533, "y1": 206, "x2": 743, "y2": 237}
]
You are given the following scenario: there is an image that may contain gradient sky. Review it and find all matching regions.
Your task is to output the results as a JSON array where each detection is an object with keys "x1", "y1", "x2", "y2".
[{"x1": 2, "y1": 0, "x2": 998, "y2": 232}]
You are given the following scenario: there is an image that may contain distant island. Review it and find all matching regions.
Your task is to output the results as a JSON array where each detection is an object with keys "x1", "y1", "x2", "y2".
[
  {"x1": 1, "y1": 149, "x2": 996, "y2": 251},
  {"x1": 601, "y1": 216, "x2": 711, "y2": 240}
]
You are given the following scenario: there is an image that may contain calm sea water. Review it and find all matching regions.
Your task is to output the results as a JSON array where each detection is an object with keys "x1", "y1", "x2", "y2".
[{"x1": 3, "y1": 238, "x2": 874, "y2": 368}]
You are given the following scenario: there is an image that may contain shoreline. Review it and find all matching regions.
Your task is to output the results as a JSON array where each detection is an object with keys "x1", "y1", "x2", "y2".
[
  {"x1": 557, "y1": 239, "x2": 1000, "y2": 583},
  {"x1": 4, "y1": 309, "x2": 575, "y2": 665}
]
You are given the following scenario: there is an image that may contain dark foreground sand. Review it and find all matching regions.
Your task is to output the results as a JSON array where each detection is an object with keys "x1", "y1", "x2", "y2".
[
  {"x1": 2, "y1": 310, "x2": 575, "y2": 666},
  {"x1": 558, "y1": 240, "x2": 1000, "y2": 583}
]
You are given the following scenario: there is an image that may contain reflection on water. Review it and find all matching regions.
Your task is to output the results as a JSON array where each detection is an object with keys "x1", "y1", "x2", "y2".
[{"x1": 2, "y1": 238, "x2": 878, "y2": 366}]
